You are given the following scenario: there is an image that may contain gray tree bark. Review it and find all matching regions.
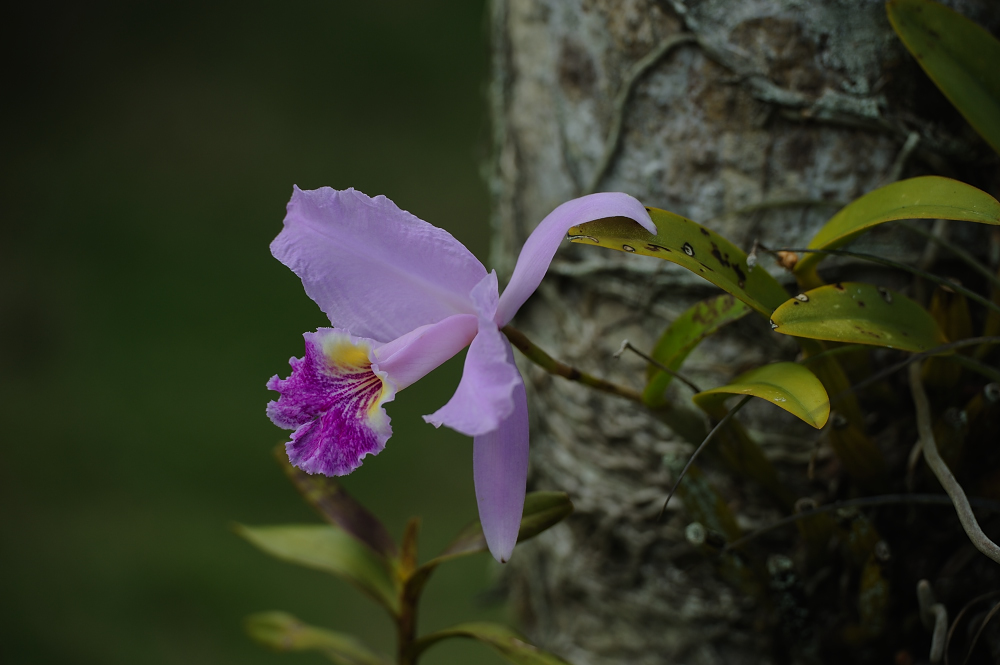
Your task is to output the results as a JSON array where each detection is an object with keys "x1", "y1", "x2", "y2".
[{"x1": 488, "y1": 1, "x2": 999, "y2": 664}]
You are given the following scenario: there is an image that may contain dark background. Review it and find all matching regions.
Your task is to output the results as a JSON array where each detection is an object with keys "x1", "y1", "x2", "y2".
[{"x1": 0, "y1": 2, "x2": 505, "y2": 663}]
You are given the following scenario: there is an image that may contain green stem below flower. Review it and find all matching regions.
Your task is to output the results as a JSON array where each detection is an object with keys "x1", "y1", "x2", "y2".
[{"x1": 501, "y1": 325, "x2": 643, "y2": 403}]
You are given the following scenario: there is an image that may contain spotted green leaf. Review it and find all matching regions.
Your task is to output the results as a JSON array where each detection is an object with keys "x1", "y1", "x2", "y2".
[
  {"x1": 569, "y1": 208, "x2": 789, "y2": 316},
  {"x1": 236, "y1": 524, "x2": 400, "y2": 614},
  {"x1": 245, "y1": 612, "x2": 390, "y2": 665},
  {"x1": 795, "y1": 177, "x2": 1000, "y2": 278},
  {"x1": 404, "y1": 492, "x2": 573, "y2": 600},
  {"x1": 770, "y1": 282, "x2": 947, "y2": 353},
  {"x1": 410, "y1": 622, "x2": 573, "y2": 665},
  {"x1": 888, "y1": 0, "x2": 1000, "y2": 155},
  {"x1": 643, "y1": 294, "x2": 752, "y2": 408},
  {"x1": 693, "y1": 362, "x2": 830, "y2": 428}
]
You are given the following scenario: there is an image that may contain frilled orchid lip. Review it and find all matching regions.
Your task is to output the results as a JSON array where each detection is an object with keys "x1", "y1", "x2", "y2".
[
  {"x1": 267, "y1": 329, "x2": 396, "y2": 476},
  {"x1": 267, "y1": 187, "x2": 654, "y2": 563}
]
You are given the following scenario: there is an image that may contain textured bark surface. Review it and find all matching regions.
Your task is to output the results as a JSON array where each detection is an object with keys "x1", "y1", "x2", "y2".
[{"x1": 488, "y1": 1, "x2": 999, "y2": 663}]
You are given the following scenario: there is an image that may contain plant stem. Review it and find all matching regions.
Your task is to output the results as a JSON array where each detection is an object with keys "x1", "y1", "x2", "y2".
[
  {"x1": 615, "y1": 340, "x2": 703, "y2": 393},
  {"x1": 659, "y1": 395, "x2": 752, "y2": 518},
  {"x1": 908, "y1": 361, "x2": 1000, "y2": 565},
  {"x1": 501, "y1": 325, "x2": 643, "y2": 402},
  {"x1": 396, "y1": 601, "x2": 417, "y2": 665}
]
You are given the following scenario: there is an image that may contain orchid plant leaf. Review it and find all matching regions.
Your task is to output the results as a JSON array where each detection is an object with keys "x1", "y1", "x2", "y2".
[
  {"x1": 644, "y1": 294, "x2": 752, "y2": 407},
  {"x1": 274, "y1": 446, "x2": 397, "y2": 560},
  {"x1": 887, "y1": 0, "x2": 1000, "y2": 155},
  {"x1": 235, "y1": 524, "x2": 401, "y2": 614},
  {"x1": 569, "y1": 208, "x2": 790, "y2": 316},
  {"x1": 404, "y1": 492, "x2": 573, "y2": 600},
  {"x1": 794, "y1": 177, "x2": 1000, "y2": 279},
  {"x1": 245, "y1": 612, "x2": 391, "y2": 665},
  {"x1": 410, "y1": 622, "x2": 573, "y2": 665},
  {"x1": 693, "y1": 362, "x2": 830, "y2": 429},
  {"x1": 770, "y1": 282, "x2": 947, "y2": 353}
]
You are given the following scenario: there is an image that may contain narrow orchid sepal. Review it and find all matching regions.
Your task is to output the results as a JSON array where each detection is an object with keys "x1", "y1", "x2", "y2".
[
  {"x1": 473, "y1": 363, "x2": 530, "y2": 563},
  {"x1": 495, "y1": 192, "x2": 654, "y2": 327}
]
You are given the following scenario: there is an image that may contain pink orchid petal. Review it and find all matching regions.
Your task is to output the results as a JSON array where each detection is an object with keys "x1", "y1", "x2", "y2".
[
  {"x1": 374, "y1": 314, "x2": 479, "y2": 390},
  {"x1": 474, "y1": 374, "x2": 529, "y2": 563},
  {"x1": 495, "y1": 192, "x2": 654, "y2": 326},
  {"x1": 422, "y1": 307, "x2": 520, "y2": 438},
  {"x1": 273, "y1": 187, "x2": 488, "y2": 342}
]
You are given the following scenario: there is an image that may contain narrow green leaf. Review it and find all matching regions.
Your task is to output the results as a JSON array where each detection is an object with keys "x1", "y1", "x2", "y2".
[
  {"x1": 794, "y1": 177, "x2": 1000, "y2": 277},
  {"x1": 887, "y1": 0, "x2": 1000, "y2": 154},
  {"x1": 569, "y1": 208, "x2": 790, "y2": 315},
  {"x1": 770, "y1": 282, "x2": 947, "y2": 353},
  {"x1": 643, "y1": 294, "x2": 752, "y2": 407},
  {"x1": 410, "y1": 622, "x2": 573, "y2": 665},
  {"x1": 274, "y1": 446, "x2": 397, "y2": 559},
  {"x1": 236, "y1": 524, "x2": 400, "y2": 614},
  {"x1": 693, "y1": 362, "x2": 830, "y2": 429},
  {"x1": 245, "y1": 612, "x2": 390, "y2": 665},
  {"x1": 404, "y1": 492, "x2": 573, "y2": 600}
]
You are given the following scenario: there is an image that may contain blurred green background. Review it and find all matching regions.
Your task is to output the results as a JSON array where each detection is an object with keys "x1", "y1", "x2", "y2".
[{"x1": 0, "y1": 1, "x2": 506, "y2": 663}]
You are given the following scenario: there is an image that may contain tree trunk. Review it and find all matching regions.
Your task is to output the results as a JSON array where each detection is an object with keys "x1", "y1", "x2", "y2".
[{"x1": 488, "y1": 1, "x2": 999, "y2": 663}]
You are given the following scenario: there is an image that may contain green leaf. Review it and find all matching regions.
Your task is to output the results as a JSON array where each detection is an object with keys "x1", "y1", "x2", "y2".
[
  {"x1": 770, "y1": 282, "x2": 947, "y2": 353},
  {"x1": 693, "y1": 362, "x2": 830, "y2": 429},
  {"x1": 643, "y1": 294, "x2": 752, "y2": 407},
  {"x1": 245, "y1": 612, "x2": 390, "y2": 665},
  {"x1": 404, "y1": 492, "x2": 573, "y2": 600},
  {"x1": 569, "y1": 208, "x2": 790, "y2": 315},
  {"x1": 410, "y1": 622, "x2": 573, "y2": 665},
  {"x1": 887, "y1": 0, "x2": 1000, "y2": 155},
  {"x1": 236, "y1": 524, "x2": 400, "y2": 614},
  {"x1": 795, "y1": 177, "x2": 1000, "y2": 277},
  {"x1": 274, "y1": 446, "x2": 397, "y2": 560},
  {"x1": 246, "y1": 612, "x2": 389, "y2": 665}
]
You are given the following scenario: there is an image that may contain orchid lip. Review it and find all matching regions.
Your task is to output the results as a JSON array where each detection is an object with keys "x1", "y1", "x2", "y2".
[{"x1": 267, "y1": 328, "x2": 396, "y2": 477}]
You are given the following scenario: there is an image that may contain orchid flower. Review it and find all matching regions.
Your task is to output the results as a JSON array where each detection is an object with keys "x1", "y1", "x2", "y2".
[{"x1": 266, "y1": 187, "x2": 654, "y2": 562}]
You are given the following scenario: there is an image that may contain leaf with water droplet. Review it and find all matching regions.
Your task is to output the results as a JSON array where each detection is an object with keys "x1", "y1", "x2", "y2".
[
  {"x1": 569, "y1": 209, "x2": 789, "y2": 316},
  {"x1": 795, "y1": 176, "x2": 1000, "y2": 279},
  {"x1": 771, "y1": 282, "x2": 947, "y2": 353},
  {"x1": 693, "y1": 362, "x2": 830, "y2": 428}
]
